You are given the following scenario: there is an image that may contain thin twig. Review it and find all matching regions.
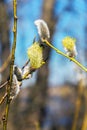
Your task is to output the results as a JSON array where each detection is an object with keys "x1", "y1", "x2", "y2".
[
  {"x1": 22, "y1": 56, "x2": 48, "y2": 80},
  {"x1": 22, "y1": 68, "x2": 35, "y2": 80},
  {"x1": 22, "y1": 59, "x2": 30, "y2": 70},
  {"x1": 43, "y1": 39, "x2": 87, "y2": 72},
  {"x1": 2, "y1": 0, "x2": 17, "y2": 130},
  {"x1": 0, "y1": 81, "x2": 8, "y2": 89},
  {"x1": 0, "y1": 93, "x2": 7, "y2": 105},
  {"x1": 0, "y1": 59, "x2": 29, "y2": 89}
]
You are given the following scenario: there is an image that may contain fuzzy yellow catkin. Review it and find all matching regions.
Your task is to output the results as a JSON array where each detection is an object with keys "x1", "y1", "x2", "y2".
[
  {"x1": 27, "y1": 42, "x2": 45, "y2": 69},
  {"x1": 62, "y1": 36, "x2": 77, "y2": 57},
  {"x1": 62, "y1": 37, "x2": 76, "y2": 51}
]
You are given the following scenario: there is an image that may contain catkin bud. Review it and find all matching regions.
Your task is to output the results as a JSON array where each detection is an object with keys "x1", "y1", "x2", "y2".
[
  {"x1": 34, "y1": 19, "x2": 50, "y2": 41},
  {"x1": 22, "y1": 65, "x2": 32, "y2": 79},
  {"x1": 13, "y1": 65, "x2": 22, "y2": 81},
  {"x1": 10, "y1": 74, "x2": 20, "y2": 99},
  {"x1": 62, "y1": 36, "x2": 77, "y2": 57}
]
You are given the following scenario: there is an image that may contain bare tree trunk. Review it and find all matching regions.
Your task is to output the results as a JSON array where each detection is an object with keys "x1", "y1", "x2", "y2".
[
  {"x1": 0, "y1": 1, "x2": 10, "y2": 82},
  {"x1": 30, "y1": 0, "x2": 57, "y2": 127}
]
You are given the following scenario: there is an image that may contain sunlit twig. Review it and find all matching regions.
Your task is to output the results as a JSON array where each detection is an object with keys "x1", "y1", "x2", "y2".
[
  {"x1": 0, "y1": 93, "x2": 7, "y2": 105},
  {"x1": 0, "y1": 81, "x2": 8, "y2": 89},
  {"x1": 43, "y1": 39, "x2": 87, "y2": 72}
]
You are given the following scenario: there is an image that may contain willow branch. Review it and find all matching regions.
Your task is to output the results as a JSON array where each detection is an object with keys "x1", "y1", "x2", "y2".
[
  {"x1": 3, "y1": 0, "x2": 17, "y2": 130},
  {"x1": 43, "y1": 39, "x2": 87, "y2": 72}
]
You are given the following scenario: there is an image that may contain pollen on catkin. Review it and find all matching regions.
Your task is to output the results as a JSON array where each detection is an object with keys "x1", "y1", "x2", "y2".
[
  {"x1": 62, "y1": 36, "x2": 77, "y2": 57},
  {"x1": 27, "y1": 42, "x2": 45, "y2": 69}
]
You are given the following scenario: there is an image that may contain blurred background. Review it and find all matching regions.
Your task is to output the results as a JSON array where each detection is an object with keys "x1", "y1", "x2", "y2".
[{"x1": 0, "y1": 0, "x2": 87, "y2": 130}]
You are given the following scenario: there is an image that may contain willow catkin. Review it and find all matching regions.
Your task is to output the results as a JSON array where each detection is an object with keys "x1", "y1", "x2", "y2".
[
  {"x1": 27, "y1": 42, "x2": 45, "y2": 69},
  {"x1": 34, "y1": 19, "x2": 50, "y2": 41},
  {"x1": 10, "y1": 74, "x2": 20, "y2": 99},
  {"x1": 62, "y1": 36, "x2": 77, "y2": 57}
]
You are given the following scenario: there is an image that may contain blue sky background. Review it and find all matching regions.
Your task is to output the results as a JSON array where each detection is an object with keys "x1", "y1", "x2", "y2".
[{"x1": 5, "y1": 0, "x2": 87, "y2": 86}]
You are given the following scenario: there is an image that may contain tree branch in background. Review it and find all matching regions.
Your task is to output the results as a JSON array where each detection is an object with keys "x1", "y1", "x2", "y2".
[
  {"x1": 81, "y1": 88, "x2": 87, "y2": 130},
  {"x1": 71, "y1": 79, "x2": 84, "y2": 130},
  {"x1": 0, "y1": 1, "x2": 10, "y2": 82},
  {"x1": 0, "y1": 54, "x2": 11, "y2": 73}
]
